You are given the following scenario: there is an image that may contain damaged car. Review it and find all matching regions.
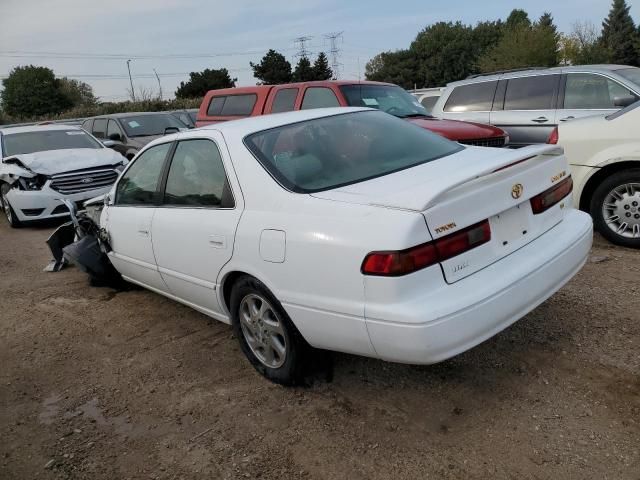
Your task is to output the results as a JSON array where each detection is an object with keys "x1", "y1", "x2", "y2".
[
  {"x1": 0, "y1": 124, "x2": 127, "y2": 227},
  {"x1": 58, "y1": 108, "x2": 593, "y2": 385}
]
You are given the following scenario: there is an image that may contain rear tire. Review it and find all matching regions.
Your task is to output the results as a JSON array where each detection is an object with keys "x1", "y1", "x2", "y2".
[
  {"x1": 0, "y1": 183, "x2": 23, "y2": 228},
  {"x1": 590, "y1": 168, "x2": 640, "y2": 249},
  {"x1": 230, "y1": 276, "x2": 311, "y2": 385}
]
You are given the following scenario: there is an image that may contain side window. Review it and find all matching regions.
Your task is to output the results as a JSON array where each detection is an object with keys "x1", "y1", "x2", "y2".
[
  {"x1": 81, "y1": 119, "x2": 93, "y2": 132},
  {"x1": 301, "y1": 87, "x2": 340, "y2": 110},
  {"x1": 444, "y1": 81, "x2": 498, "y2": 112},
  {"x1": 92, "y1": 118, "x2": 107, "y2": 139},
  {"x1": 220, "y1": 94, "x2": 257, "y2": 116},
  {"x1": 271, "y1": 88, "x2": 298, "y2": 113},
  {"x1": 564, "y1": 74, "x2": 634, "y2": 109},
  {"x1": 163, "y1": 139, "x2": 232, "y2": 208},
  {"x1": 207, "y1": 96, "x2": 226, "y2": 116},
  {"x1": 106, "y1": 120, "x2": 123, "y2": 140},
  {"x1": 504, "y1": 75, "x2": 558, "y2": 110},
  {"x1": 115, "y1": 143, "x2": 171, "y2": 206},
  {"x1": 420, "y1": 96, "x2": 439, "y2": 112}
]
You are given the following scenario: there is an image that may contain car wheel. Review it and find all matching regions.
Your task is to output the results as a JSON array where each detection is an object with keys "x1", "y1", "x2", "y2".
[
  {"x1": 590, "y1": 168, "x2": 640, "y2": 248},
  {"x1": 230, "y1": 276, "x2": 310, "y2": 385},
  {"x1": 0, "y1": 183, "x2": 22, "y2": 228}
]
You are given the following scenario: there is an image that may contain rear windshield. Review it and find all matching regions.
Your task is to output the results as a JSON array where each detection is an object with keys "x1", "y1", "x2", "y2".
[
  {"x1": 119, "y1": 114, "x2": 186, "y2": 137},
  {"x1": 2, "y1": 130, "x2": 102, "y2": 156},
  {"x1": 340, "y1": 85, "x2": 429, "y2": 118},
  {"x1": 244, "y1": 110, "x2": 462, "y2": 193}
]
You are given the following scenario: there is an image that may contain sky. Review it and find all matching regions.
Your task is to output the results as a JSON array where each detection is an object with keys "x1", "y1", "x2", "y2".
[{"x1": 0, "y1": 0, "x2": 634, "y2": 102}]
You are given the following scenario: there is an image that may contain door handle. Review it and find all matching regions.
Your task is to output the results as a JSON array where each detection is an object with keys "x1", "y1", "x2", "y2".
[
  {"x1": 531, "y1": 116, "x2": 549, "y2": 123},
  {"x1": 559, "y1": 116, "x2": 575, "y2": 122},
  {"x1": 137, "y1": 229, "x2": 149, "y2": 236},
  {"x1": 208, "y1": 235, "x2": 226, "y2": 249}
]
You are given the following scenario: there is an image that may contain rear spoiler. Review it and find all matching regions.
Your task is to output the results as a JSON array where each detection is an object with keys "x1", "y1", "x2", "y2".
[{"x1": 420, "y1": 144, "x2": 563, "y2": 211}]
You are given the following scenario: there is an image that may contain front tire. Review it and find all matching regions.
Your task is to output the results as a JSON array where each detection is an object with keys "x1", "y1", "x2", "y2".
[
  {"x1": 590, "y1": 168, "x2": 640, "y2": 248},
  {"x1": 230, "y1": 276, "x2": 310, "y2": 385},
  {"x1": 0, "y1": 183, "x2": 23, "y2": 228}
]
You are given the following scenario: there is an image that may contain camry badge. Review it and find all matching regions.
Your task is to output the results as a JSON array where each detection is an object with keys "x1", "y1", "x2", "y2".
[{"x1": 511, "y1": 183, "x2": 523, "y2": 199}]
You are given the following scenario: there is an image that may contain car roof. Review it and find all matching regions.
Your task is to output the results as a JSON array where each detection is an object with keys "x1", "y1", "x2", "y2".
[
  {"x1": 0, "y1": 124, "x2": 82, "y2": 135},
  {"x1": 91, "y1": 112, "x2": 174, "y2": 119},
  {"x1": 447, "y1": 64, "x2": 636, "y2": 86}
]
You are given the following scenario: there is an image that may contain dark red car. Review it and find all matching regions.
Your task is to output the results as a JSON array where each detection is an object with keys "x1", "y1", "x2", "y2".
[{"x1": 196, "y1": 80, "x2": 508, "y2": 147}]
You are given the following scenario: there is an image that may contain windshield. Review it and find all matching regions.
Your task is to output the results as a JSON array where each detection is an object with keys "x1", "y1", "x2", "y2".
[
  {"x1": 2, "y1": 130, "x2": 102, "y2": 156},
  {"x1": 119, "y1": 114, "x2": 186, "y2": 137},
  {"x1": 244, "y1": 110, "x2": 462, "y2": 193},
  {"x1": 615, "y1": 67, "x2": 640, "y2": 87},
  {"x1": 340, "y1": 85, "x2": 430, "y2": 118}
]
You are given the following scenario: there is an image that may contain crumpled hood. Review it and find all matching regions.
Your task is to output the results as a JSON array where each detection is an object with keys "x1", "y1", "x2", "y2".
[{"x1": 3, "y1": 148, "x2": 124, "y2": 175}]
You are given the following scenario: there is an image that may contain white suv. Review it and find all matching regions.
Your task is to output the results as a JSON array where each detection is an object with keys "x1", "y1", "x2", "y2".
[{"x1": 0, "y1": 125, "x2": 126, "y2": 227}]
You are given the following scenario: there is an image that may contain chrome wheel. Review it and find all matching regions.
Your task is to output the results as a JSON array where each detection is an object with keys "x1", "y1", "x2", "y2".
[
  {"x1": 602, "y1": 182, "x2": 640, "y2": 239},
  {"x1": 239, "y1": 294, "x2": 287, "y2": 369}
]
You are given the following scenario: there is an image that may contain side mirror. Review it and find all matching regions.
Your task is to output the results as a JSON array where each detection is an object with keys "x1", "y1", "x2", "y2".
[
  {"x1": 108, "y1": 132, "x2": 122, "y2": 142},
  {"x1": 614, "y1": 95, "x2": 637, "y2": 108},
  {"x1": 164, "y1": 127, "x2": 180, "y2": 135},
  {"x1": 102, "y1": 140, "x2": 116, "y2": 148}
]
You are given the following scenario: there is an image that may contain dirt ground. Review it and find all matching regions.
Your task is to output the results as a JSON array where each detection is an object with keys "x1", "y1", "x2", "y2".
[{"x1": 0, "y1": 220, "x2": 638, "y2": 480}]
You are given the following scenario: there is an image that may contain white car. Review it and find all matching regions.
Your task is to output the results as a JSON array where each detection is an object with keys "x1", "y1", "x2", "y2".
[
  {"x1": 0, "y1": 125, "x2": 126, "y2": 227},
  {"x1": 551, "y1": 102, "x2": 640, "y2": 248},
  {"x1": 99, "y1": 107, "x2": 592, "y2": 384}
]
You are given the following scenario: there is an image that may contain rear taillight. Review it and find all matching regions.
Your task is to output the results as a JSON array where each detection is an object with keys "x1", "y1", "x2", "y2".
[
  {"x1": 530, "y1": 176, "x2": 573, "y2": 214},
  {"x1": 547, "y1": 127, "x2": 559, "y2": 144},
  {"x1": 361, "y1": 220, "x2": 491, "y2": 276}
]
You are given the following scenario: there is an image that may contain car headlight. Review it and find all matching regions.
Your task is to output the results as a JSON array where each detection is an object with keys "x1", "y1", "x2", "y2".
[{"x1": 19, "y1": 174, "x2": 48, "y2": 191}]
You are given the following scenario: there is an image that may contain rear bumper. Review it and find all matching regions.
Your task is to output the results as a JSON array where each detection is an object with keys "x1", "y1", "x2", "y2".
[
  {"x1": 6, "y1": 185, "x2": 112, "y2": 222},
  {"x1": 365, "y1": 209, "x2": 593, "y2": 364}
]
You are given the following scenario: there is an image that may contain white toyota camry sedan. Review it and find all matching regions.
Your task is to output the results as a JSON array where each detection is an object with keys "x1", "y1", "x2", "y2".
[{"x1": 99, "y1": 107, "x2": 593, "y2": 384}]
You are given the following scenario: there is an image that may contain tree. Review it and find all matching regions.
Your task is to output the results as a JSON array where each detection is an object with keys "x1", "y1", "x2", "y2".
[
  {"x1": 59, "y1": 77, "x2": 97, "y2": 106},
  {"x1": 410, "y1": 22, "x2": 478, "y2": 87},
  {"x1": 505, "y1": 9, "x2": 531, "y2": 30},
  {"x1": 1, "y1": 65, "x2": 72, "y2": 118},
  {"x1": 312, "y1": 52, "x2": 333, "y2": 80},
  {"x1": 536, "y1": 13, "x2": 560, "y2": 66},
  {"x1": 601, "y1": 0, "x2": 639, "y2": 66},
  {"x1": 560, "y1": 22, "x2": 609, "y2": 65},
  {"x1": 250, "y1": 49, "x2": 292, "y2": 84},
  {"x1": 292, "y1": 56, "x2": 315, "y2": 82},
  {"x1": 365, "y1": 50, "x2": 419, "y2": 89},
  {"x1": 175, "y1": 68, "x2": 236, "y2": 99},
  {"x1": 477, "y1": 18, "x2": 560, "y2": 72}
]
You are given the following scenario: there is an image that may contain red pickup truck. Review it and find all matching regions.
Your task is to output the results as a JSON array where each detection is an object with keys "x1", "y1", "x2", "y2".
[{"x1": 196, "y1": 80, "x2": 508, "y2": 147}]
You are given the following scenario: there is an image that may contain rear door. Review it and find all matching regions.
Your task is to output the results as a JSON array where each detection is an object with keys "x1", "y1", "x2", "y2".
[
  {"x1": 151, "y1": 133, "x2": 243, "y2": 317},
  {"x1": 105, "y1": 142, "x2": 173, "y2": 292},
  {"x1": 490, "y1": 74, "x2": 560, "y2": 146},
  {"x1": 557, "y1": 72, "x2": 637, "y2": 123}
]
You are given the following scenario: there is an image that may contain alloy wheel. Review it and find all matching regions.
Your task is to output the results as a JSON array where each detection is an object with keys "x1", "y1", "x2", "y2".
[
  {"x1": 602, "y1": 182, "x2": 640, "y2": 239},
  {"x1": 238, "y1": 293, "x2": 287, "y2": 369}
]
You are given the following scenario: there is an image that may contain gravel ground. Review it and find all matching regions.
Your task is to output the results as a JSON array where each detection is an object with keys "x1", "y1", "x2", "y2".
[{"x1": 0, "y1": 220, "x2": 638, "y2": 480}]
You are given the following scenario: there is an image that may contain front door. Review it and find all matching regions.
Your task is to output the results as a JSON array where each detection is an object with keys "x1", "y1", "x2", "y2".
[
  {"x1": 490, "y1": 74, "x2": 560, "y2": 146},
  {"x1": 151, "y1": 135, "x2": 242, "y2": 318},
  {"x1": 105, "y1": 142, "x2": 172, "y2": 292}
]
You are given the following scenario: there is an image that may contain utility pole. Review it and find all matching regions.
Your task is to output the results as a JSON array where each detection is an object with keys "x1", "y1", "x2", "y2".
[
  {"x1": 324, "y1": 32, "x2": 343, "y2": 80},
  {"x1": 126, "y1": 59, "x2": 135, "y2": 102},
  {"x1": 294, "y1": 36, "x2": 313, "y2": 59},
  {"x1": 153, "y1": 68, "x2": 162, "y2": 100}
]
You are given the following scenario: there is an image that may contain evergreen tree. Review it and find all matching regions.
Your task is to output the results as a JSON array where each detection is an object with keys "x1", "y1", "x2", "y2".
[
  {"x1": 292, "y1": 56, "x2": 315, "y2": 82},
  {"x1": 601, "y1": 0, "x2": 639, "y2": 65},
  {"x1": 505, "y1": 9, "x2": 531, "y2": 30},
  {"x1": 312, "y1": 52, "x2": 333, "y2": 80},
  {"x1": 250, "y1": 50, "x2": 292, "y2": 84},
  {"x1": 175, "y1": 68, "x2": 236, "y2": 99}
]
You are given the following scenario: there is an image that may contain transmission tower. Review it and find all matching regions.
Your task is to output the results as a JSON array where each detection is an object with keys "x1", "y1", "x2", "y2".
[
  {"x1": 324, "y1": 32, "x2": 344, "y2": 79},
  {"x1": 294, "y1": 36, "x2": 313, "y2": 58}
]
